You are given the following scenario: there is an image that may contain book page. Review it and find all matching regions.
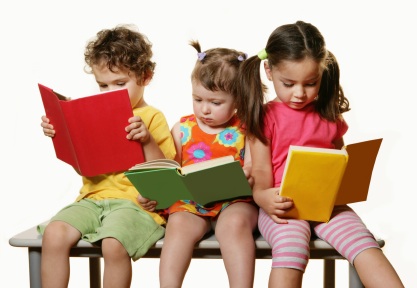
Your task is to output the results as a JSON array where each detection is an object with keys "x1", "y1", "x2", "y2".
[
  {"x1": 287, "y1": 145, "x2": 348, "y2": 154},
  {"x1": 180, "y1": 155, "x2": 235, "y2": 175},
  {"x1": 129, "y1": 159, "x2": 180, "y2": 170}
]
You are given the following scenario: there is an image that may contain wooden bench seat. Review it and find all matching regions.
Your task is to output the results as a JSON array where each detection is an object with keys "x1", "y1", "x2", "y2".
[{"x1": 9, "y1": 223, "x2": 384, "y2": 288}]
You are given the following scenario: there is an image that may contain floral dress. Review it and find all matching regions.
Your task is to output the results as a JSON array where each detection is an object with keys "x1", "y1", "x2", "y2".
[{"x1": 165, "y1": 114, "x2": 253, "y2": 218}]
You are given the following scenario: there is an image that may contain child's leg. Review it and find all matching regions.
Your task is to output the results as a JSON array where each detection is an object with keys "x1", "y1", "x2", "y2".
[
  {"x1": 41, "y1": 221, "x2": 81, "y2": 288},
  {"x1": 353, "y1": 248, "x2": 404, "y2": 287},
  {"x1": 95, "y1": 199, "x2": 164, "y2": 288},
  {"x1": 102, "y1": 238, "x2": 132, "y2": 288},
  {"x1": 258, "y1": 208, "x2": 310, "y2": 288},
  {"x1": 313, "y1": 205, "x2": 404, "y2": 288},
  {"x1": 214, "y1": 202, "x2": 258, "y2": 288},
  {"x1": 159, "y1": 212, "x2": 210, "y2": 288}
]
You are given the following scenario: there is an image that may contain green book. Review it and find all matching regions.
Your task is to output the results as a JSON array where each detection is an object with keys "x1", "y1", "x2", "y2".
[{"x1": 124, "y1": 155, "x2": 252, "y2": 209}]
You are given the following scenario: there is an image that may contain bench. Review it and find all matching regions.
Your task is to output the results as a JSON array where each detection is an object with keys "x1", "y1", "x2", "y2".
[{"x1": 9, "y1": 223, "x2": 384, "y2": 288}]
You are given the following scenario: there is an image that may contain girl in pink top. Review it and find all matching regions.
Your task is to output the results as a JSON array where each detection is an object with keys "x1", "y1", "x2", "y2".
[{"x1": 235, "y1": 21, "x2": 404, "y2": 288}]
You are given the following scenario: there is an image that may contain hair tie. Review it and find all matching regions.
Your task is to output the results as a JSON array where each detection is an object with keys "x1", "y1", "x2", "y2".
[
  {"x1": 237, "y1": 53, "x2": 248, "y2": 62},
  {"x1": 257, "y1": 49, "x2": 268, "y2": 60},
  {"x1": 197, "y1": 52, "x2": 206, "y2": 61}
]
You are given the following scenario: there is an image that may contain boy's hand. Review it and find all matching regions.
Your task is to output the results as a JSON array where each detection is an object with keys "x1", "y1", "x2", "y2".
[
  {"x1": 41, "y1": 116, "x2": 55, "y2": 138},
  {"x1": 137, "y1": 195, "x2": 157, "y2": 212},
  {"x1": 126, "y1": 116, "x2": 150, "y2": 142}
]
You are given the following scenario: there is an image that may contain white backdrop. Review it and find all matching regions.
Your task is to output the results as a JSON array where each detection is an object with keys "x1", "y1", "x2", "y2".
[{"x1": 1, "y1": 1, "x2": 416, "y2": 287}]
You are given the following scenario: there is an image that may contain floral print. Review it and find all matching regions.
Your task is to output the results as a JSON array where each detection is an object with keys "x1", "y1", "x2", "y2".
[{"x1": 165, "y1": 114, "x2": 252, "y2": 218}]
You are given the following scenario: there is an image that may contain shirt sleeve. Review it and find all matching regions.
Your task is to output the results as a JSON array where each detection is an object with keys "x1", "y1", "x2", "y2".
[
  {"x1": 335, "y1": 117, "x2": 349, "y2": 139},
  {"x1": 146, "y1": 110, "x2": 176, "y2": 160}
]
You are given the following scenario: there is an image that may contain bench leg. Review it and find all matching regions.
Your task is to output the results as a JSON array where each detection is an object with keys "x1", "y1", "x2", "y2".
[
  {"x1": 28, "y1": 248, "x2": 42, "y2": 288},
  {"x1": 89, "y1": 258, "x2": 102, "y2": 288},
  {"x1": 349, "y1": 264, "x2": 364, "y2": 288},
  {"x1": 323, "y1": 259, "x2": 335, "y2": 288}
]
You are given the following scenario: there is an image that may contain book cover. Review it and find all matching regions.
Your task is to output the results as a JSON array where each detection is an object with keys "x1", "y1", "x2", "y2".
[
  {"x1": 279, "y1": 138, "x2": 382, "y2": 222},
  {"x1": 38, "y1": 83, "x2": 144, "y2": 177},
  {"x1": 335, "y1": 138, "x2": 382, "y2": 205},
  {"x1": 125, "y1": 155, "x2": 253, "y2": 209}
]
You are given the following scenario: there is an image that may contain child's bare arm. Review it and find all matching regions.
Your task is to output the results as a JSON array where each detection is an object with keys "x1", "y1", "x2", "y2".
[
  {"x1": 170, "y1": 121, "x2": 182, "y2": 164},
  {"x1": 242, "y1": 138, "x2": 253, "y2": 187},
  {"x1": 249, "y1": 137, "x2": 293, "y2": 224}
]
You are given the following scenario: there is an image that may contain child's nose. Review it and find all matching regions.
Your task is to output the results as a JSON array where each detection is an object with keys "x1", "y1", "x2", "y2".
[
  {"x1": 202, "y1": 103, "x2": 210, "y2": 114},
  {"x1": 294, "y1": 86, "x2": 306, "y2": 98}
]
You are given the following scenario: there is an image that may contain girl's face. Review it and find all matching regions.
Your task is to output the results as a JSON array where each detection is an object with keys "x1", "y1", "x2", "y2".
[
  {"x1": 192, "y1": 81, "x2": 236, "y2": 132},
  {"x1": 92, "y1": 64, "x2": 149, "y2": 109},
  {"x1": 265, "y1": 57, "x2": 322, "y2": 109}
]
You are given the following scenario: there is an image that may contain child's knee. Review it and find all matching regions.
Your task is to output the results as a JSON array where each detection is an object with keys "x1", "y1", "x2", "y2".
[{"x1": 102, "y1": 238, "x2": 128, "y2": 259}]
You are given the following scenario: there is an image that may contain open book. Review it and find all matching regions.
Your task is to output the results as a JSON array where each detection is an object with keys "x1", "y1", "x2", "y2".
[
  {"x1": 279, "y1": 138, "x2": 382, "y2": 222},
  {"x1": 38, "y1": 83, "x2": 144, "y2": 177},
  {"x1": 125, "y1": 155, "x2": 252, "y2": 209}
]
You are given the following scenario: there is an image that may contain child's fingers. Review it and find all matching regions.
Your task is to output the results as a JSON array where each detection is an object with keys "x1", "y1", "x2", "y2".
[
  {"x1": 270, "y1": 214, "x2": 289, "y2": 224},
  {"x1": 128, "y1": 115, "x2": 142, "y2": 123},
  {"x1": 125, "y1": 121, "x2": 143, "y2": 133}
]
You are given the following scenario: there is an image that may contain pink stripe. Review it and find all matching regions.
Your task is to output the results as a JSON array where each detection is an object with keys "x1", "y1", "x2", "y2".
[
  {"x1": 275, "y1": 251, "x2": 309, "y2": 260},
  {"x1": 272, "y1": 261, "x2": 306, "y2": 270},
  {"x1": 332, "y1": 227, "x2": 370, "y2": 251},
  {"x1": 317, "y1": 214, "x2": 362, "y2": 244},
  {"x1": 346, "y1": 242, "x2": 380, "y2": 262},
  {"x1": 272, "y1": 242, "x2": 308, "y2": 253}
]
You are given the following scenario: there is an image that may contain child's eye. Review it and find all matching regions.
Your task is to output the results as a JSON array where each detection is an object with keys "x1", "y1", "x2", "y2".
[
  {"x1": 283, "y1": 83, "x2": 293, "y2": 87},
  {"x1": 99, "y1": 84, "x2": 108, "y2": 88},
  {"x1": 193, "y1": 98, "x2": 202, "y2": 102},
  {"x1": 306, "y1": 82, "x2": 317, "y2": 87},
  {"x1": 212, "y1": 102, "x2": 221, "y2": 105},
  {"x1": 117, "y1": 82, "x2": 126, "y2": 87}
]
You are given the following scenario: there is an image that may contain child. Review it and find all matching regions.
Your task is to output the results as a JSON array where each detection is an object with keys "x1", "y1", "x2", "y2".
[
  {"x1": 235, "y1": 21, "x2": 404, "y2": 288},
  {"x1": 139, "y1": 41, "x2": 258, "y2": 288},
  {"x1": 39, "y1": 25, "x2": 176, "y2": 288}
]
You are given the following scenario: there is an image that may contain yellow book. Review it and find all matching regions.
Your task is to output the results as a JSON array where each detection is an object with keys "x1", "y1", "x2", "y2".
[{"x1": 279, "y1": 138, "x2": 382, "y2": 222}]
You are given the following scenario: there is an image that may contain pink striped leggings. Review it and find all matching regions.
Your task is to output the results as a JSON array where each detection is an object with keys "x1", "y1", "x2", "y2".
[{"x1": 258, "y1": 205, "x2": 380, "y2": 272}]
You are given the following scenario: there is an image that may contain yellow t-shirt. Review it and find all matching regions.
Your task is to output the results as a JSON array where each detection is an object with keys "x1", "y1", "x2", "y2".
[{"x1": 75, "y1": 105, "x2": 176, "y2": 225}]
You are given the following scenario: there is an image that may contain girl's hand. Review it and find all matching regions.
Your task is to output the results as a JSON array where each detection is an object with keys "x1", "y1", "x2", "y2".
[
  {"x1": 126, "y1": 116, "x2": 150, "y2": 142},
  {"x1": 41, "y1": 116, "x2": 55, "y2": 138},
  {"x1": 137, "y1": 195, "x2": 157, "y2": 212},
  {"x1": 258, "y1": 187, "x2": 294, "y2": 224},
  {"x1": 243, "y1": 166, "x2": 254, "y2": 188}
]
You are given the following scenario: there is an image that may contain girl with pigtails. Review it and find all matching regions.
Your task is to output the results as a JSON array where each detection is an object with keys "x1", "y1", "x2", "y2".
[
  {"x1": 140, "y1": 41, "x2": 257, "y2": 288},
  {"x1": 235, "y1": 21, "x2": 404, "y2": 288}
]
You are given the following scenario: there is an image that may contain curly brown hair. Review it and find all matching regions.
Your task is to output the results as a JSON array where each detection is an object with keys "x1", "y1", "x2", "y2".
[{"x1": 84, "y1": 24, "x2": 155, "y2": 85}]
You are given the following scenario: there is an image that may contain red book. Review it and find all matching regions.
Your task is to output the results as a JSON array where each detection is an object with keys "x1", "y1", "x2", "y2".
[{"x1": 38, "y1": 83, "x2": 144, "y2": 177}]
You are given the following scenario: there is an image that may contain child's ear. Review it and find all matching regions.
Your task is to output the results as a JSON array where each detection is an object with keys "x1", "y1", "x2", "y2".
[
  {"x1": 143, "y1": 77, "x2": 152, "y2": 86},
  {"x1": 141, "y1": 71, "x2": 153, "y2": 86},
  {"x1": 264, "y1": 61, "x2": 273, "y2": 81}
]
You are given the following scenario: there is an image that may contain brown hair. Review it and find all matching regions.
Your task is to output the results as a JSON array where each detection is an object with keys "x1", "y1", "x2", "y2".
[
  {"x1": 84, "y1": 24, "x2": 155, "y2": 85},
  {"x1": 235, "y1": 21, "x2": 350, "y2": 143},
  {"x1": 189, "y1": 40, "x2": 247, "y2": 100}
]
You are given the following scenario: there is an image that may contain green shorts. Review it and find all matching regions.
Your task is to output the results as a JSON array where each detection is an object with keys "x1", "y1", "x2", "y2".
[{"x1": 38, "y1": 198, "x2": 165, "y2": 261}]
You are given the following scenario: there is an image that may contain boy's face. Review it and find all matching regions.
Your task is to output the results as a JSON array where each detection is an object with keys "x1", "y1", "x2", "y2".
[{"x1": 92, "y1": 64, "x2": 148, "y2": 109}]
